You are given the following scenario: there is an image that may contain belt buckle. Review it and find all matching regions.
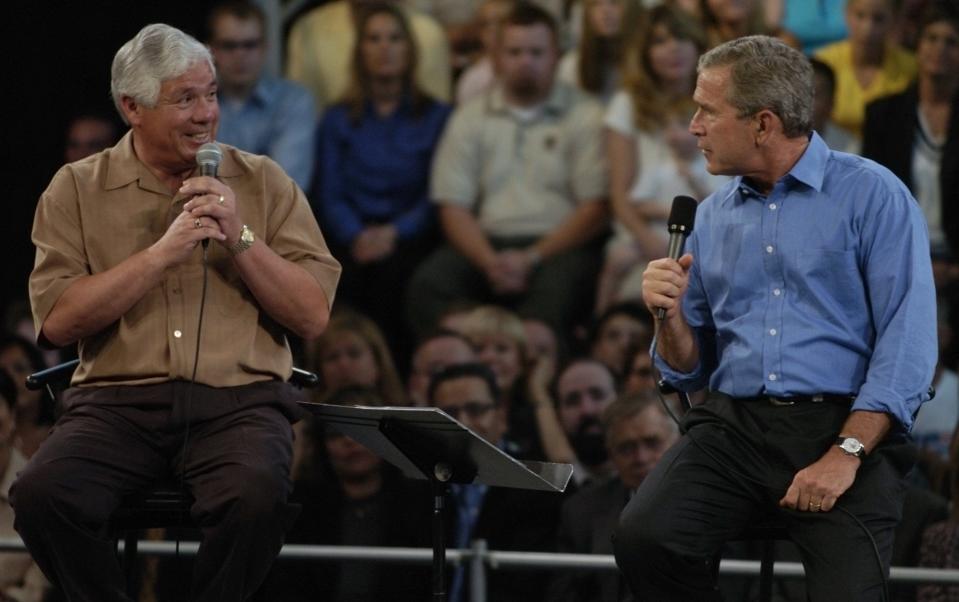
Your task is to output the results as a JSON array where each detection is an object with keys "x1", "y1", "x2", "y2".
[{"x1": 768, "y1": 396, "x2": 795, "y2": 406}]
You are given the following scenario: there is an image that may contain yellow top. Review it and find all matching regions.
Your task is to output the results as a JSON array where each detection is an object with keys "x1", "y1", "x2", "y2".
[{"x1": 815, "y1": 40, "x2": 916, "y2": 138}]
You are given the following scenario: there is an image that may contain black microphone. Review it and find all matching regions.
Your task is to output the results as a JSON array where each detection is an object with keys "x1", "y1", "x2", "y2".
[
  {"x1": 195, "y1": 143, "x2": 222, "y2": 248},
  {"x1": 657, "y1": 195, "x2": 698, "y2": 320}
]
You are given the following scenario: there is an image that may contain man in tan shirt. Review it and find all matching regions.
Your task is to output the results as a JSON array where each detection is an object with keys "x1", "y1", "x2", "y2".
[{"x1": 10, "y1": 24, "x2": 340, "y2": 601}]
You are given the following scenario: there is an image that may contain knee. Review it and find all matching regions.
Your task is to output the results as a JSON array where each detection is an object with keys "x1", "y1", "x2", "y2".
[
  {"x1": 613, "y1": 503, "x2": 674, "y2": 572},
  {"x1": 10, "y1": 461, "x2": 88, "y2": 526},
  {"x1": 202, "y1": 465, "x2": 289, "y2": 523}
]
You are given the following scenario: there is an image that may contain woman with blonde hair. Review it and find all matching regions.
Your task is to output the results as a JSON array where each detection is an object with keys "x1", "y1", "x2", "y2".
[{"x1": 595, "y1": 4, "x2": 724, "y2": 312}]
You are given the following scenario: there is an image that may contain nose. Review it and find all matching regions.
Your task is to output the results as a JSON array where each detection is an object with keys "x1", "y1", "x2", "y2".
[{"x1": 689, "y1": 110, "x2": 703, "y2": 136}]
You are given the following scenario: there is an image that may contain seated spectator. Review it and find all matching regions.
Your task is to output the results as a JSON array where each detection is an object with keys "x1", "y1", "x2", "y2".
[
  {"x1": 254, "y1": 386, "x2": 431, "y2": 602},
  {"x1": 427, "y1": 363, "x2": 562, "y2": 602},
  {"x1": 456, "y1": 0, "x2": 516, "y2": 105},
  {"x1": 315, "y1": 3, "x2": 451, "y2": 359},
  {"x1": 553, "y1": 358, "x2": 619, "y2": 489},
  {"x1": 912, "y1": 300, "x2": 959, "y2": 465},
  {"x1": 775, "y1": 0, "x2": 848, "y2": 54},
  {"x1": 588, "y1": 301, "x2": 653, "y2": 380},
  {"x1": 699, "y1": 0, "x2": 800, "y2": 49},
  {"x1": 597, "y1": 5, "x2": 724, "y2": 312},
  {"x1": 0, "y1": 334, "x2": 53, "y2": 458},
  {"x1": 547, "y1": 391, "x2": 679, "y2": 602},
  {"x1": 2, "y1": 299, "x2": 62, "y2": 369},
  {"x1": 0, "y1": 369, "x2": 50, "y2": 602},
  {"x1": 810, "y1": 57, "x2": 859, "y2": 153},
  {"x1": 557, "y1": 0, "x2": 644, "y2": 104},
  {"x1": 622, "y1": 345, "x2": 656, "y2": 395},
  {"x1": 286, "y1": 0, "x2": 451, "y2": 111},
  {"x1": 862, "y1": 0, "x2": 959, "y2": 286},
  {"x1": 522, "y1": 317, "x2": 561, "y2": 377},
  {"x1": 407, "y1": 329, "x2": 478, "y2": 405},
  {"x1": 63, "y1": 113, "x2": 120, "y2": 164},
  {"x1": 815, "y1": 0, "x2": 916, "y2": 138},
  {"x1": 407, "y1": 3, "x2": 608, "y2": 340}
]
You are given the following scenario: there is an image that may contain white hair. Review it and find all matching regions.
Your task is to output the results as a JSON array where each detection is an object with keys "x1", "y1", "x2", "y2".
[{"x1": 110, "y1": 24, "x2": 215, "y2": 124}]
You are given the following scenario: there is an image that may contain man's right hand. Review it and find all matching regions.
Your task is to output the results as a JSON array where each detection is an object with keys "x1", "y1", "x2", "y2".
[
  {"x1": 642, "y1": 254, "x2": 694, "y2": 320},
  {"x1": 151, "y1": 209, "x2": 225, "y2": 268}
]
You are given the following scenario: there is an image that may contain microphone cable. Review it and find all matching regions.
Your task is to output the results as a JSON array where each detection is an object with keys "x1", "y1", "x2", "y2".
[{"x1": 649, "y1": 328, "x2": 891, "y2": 602}]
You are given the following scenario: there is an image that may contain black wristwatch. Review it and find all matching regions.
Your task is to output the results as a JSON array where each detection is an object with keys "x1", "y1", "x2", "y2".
[{"x1": 836, "y1": 436, "x2": 866, "y2": 458}]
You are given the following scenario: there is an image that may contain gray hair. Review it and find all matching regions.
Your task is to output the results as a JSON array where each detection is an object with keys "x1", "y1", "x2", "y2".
[
  {"x1": 110, "y1": 24, "x2": 214, "y2": 124},
  {"x1": 698, "y1": 35, "x2": 813, "y2": 138}
]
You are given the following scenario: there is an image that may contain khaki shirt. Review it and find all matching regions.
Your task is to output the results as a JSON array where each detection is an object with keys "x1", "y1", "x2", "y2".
[
  {"x1": 430, "y1": 82, "x2": 607, "y2": 238},
  {"x1": 30, "y1": 132, "x2": 341, "y2": 388}
]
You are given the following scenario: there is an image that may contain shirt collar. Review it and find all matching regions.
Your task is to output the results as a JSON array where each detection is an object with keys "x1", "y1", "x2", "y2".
[
  {"x1": 104, "y1": 130, "x2": 243, "y2": 193},
  {"x1": 726, "y1": 131, "x2": 829, "y2": 204}
]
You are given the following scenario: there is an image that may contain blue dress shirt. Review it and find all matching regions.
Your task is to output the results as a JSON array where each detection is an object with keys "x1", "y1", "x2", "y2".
[
  {"x1": 315, "y1": 97, "x2": 451, "y2": 246},
  {"x1": 216, "y1": 76, "x2": 317, "y2": 190},
  {"x1": 657, "y1": 132, "x2": 937, "y2": 430}
]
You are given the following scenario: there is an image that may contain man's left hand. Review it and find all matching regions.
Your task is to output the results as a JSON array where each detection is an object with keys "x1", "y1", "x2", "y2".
[
  {"x1": 778, "y1": 446, "x2": 860, "y2": 513},
  {"x1": 181, "y1": 176, "x2": 243, "y2": 248}
]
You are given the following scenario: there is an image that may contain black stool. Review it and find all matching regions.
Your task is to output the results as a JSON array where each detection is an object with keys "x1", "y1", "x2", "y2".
[
  {"x1": 732, "y1": 518, "x2": 791, "y2": 602},
  {"x1": 25, "y1": 361, "x2": 319, "y2": 597}
]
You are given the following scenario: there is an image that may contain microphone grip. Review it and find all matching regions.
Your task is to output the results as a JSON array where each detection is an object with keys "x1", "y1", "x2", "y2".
[
  {"x1": 656, "y1": 232, "x2": 688, "y2": 320},
  {"x1": 198, "y1": 164, "x2": 217, "y2": 249}
]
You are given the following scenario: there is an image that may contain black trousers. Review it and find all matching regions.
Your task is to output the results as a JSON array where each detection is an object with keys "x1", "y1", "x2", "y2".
[
  {"x1": 10, "y1": 380, "x2": 301, "y2": 602},
  {"x1": 613, "y1": 393, "x2": 915, "y2": 602}
]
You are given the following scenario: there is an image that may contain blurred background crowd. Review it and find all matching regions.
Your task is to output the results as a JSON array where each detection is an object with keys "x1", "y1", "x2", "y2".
[{"x1": 2, "y1": 0, "x2": 959, "y2": 600}]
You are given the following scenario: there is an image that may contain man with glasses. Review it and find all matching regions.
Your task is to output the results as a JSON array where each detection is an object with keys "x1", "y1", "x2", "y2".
[
  {"x1": 427, "y1": 362, "x2": 561, "y2": 602},
  {"x1": 207, "y1": 0, "x2": 316, "y2": 189}
]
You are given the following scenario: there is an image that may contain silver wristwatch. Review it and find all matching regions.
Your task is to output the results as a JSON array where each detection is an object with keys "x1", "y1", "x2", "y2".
[{"x1": 836, "y1": 436, "x2": 866, "y2": 458}]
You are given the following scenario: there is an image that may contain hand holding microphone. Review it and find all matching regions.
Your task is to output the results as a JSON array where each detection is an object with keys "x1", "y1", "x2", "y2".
[
  {"x1": 179, "y1": 143, "x2": 245, "y2": 251},
  {"x1": 642, "y1": 196, "x2": 697, "y2": 321}
]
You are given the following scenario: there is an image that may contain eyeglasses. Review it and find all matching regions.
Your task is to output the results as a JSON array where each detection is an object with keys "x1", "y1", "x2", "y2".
[
  {"x1": 438, "y1": 402, "x2": 496, "y2": 421},
  {"x1": 213, "y1": 38, "x2": 263, "y2": 52}
]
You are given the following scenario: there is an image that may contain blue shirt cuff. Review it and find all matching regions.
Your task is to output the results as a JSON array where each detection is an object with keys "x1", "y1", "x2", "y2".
[
  {"x1": 851, "y1": 381, "x2": 931, "y2": 433},
  {"x1": 652, "y1": 346, "x2": 708, "y2": 392}
]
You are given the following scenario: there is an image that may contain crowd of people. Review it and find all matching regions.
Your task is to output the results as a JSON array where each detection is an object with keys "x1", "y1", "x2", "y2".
[{"x1": 2, "y1": 0, "x2": 958, "y2": 600}]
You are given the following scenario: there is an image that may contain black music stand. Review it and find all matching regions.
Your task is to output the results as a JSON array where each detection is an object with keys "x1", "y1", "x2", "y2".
[{"x1": 302, "y1": 403, "x2": 573, "y2": 602}]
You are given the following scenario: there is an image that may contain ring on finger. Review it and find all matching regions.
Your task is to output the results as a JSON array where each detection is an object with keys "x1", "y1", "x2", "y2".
[
  {"x1": 194, "y1": 218, "x2": 202, "y2": 229},
  {"x1": 217, "y1": 195, "x2": 225, "y2": 205}
]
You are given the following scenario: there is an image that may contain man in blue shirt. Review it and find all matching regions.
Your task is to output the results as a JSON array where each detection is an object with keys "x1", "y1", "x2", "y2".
[
  {"x1": 208, "y1": 1, "x2": 316, "y2": 190},
  {"x1": 614, "y1": 36, "x2": 937, "y2": 601}
]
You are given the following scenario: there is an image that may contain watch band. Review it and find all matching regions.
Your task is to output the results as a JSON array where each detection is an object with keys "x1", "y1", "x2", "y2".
[{"x1": 229, "y1": 225, "x2": 254, "y2": 255}]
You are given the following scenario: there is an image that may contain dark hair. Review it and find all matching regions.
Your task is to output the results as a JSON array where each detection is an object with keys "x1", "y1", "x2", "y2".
[
  {"x1": 206, "y1": 0, "x2": 267, "y2": 41},
  {"x1": 322, "y1": 385, "x2": 386, "y2": 408},
  {"x1": 809, "y1": 57, "x2": 836, "y2": 97},
  {"x1": 588, "y1": 301, "x2": 654, "y2": 346},
  {"x1": 917, "y1": 1, "x2": 959, "y2": 40},
  {"x1": 427, "y1": 362, "x2": 500, "y2": 406},
  {"x1": 415, "y1": 328, "x2": 476, "y2": 352},
  {"x1": 0, "y1": 369, "x2": 16, "y2": 411},
  {"x1": 499, "y1": 1, "x2": 559, "y2": 45},
  {"x1": 0, "y1": 333, "x2": 55, "y2": 424},
  {"x1": 341, "y1": 2, "x2": 432, "y2": 124}
]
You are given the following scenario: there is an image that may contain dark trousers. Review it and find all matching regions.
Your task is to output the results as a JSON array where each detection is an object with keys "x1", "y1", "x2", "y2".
[
  {"x1": 10, "y1": 380, "x2": 300, "y2": 602},
  {"x1": 613, "y1": 394, "x2": 915, "y2": 602}
]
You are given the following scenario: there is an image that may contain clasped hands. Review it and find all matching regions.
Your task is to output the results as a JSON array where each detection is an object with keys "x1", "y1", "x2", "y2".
[{"x1": 483, "y1": 248, "x2": 538, "y2": 295}]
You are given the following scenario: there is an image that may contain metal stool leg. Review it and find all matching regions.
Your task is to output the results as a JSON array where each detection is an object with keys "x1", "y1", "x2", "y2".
[
  {"x1": 758, "y1": 539, "x2": 775, "y2": 602},
  {"x1": 123, "y1": 530, "x2": 139, "y2": 598}
]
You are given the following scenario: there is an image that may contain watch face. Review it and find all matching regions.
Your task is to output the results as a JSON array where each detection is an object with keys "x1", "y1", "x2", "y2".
[
  {"x1": 840, "y1": 438, "x2": 864, "y2": 454},
  {"x1": 241, "y1": 226, "x2": 254, "y2": 244}
]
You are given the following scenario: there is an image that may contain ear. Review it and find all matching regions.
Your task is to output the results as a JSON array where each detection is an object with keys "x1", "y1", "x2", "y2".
[
  {"x1": 119, "y1": 95, "x2": 143, "y2": 127},
  {"x1": 754, "y1": 109, "x2": 778, "y2": 146}
]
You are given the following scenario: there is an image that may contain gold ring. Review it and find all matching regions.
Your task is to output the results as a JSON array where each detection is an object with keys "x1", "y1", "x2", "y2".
[
  {"x1": 217, "y1": 195, "x2": 225, "y2": 205},
  {"x1": 194, "y1": 218, "x2": 202, "y2": 229}
]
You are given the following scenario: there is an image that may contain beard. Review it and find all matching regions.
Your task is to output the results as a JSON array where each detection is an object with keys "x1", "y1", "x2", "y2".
[
  {"x1": 505, "y1": 74, "x2": 545, "y2": 103},
  {"x1": 570, "y1": 416, "x2": 608, "y2": 467}
]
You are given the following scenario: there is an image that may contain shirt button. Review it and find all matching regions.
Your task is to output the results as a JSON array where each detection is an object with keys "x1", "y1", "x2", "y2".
[
  {"x1": 773, "y1": 288, "x2": 782, "y2": 296},
  {"x1": 768, "y1": 373, "x2": 777, "y2": 381},
  {"x1": 766, "y1": 245, "x2": 774, "y2": 254},
  {"x1": 769, "y1": 329, "x2": 777, "y2": 336},
  {"x1": 769, "y1": 203, "x2": 777, "y2": 210},
  {"x1": 174, "y1": 330, "x2": 182, "y2": 338}
]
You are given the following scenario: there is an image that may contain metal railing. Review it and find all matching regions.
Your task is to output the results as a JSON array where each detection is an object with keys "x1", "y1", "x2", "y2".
[{"x1": 3, "y1": 537, "x2": 959, "y2": 595}]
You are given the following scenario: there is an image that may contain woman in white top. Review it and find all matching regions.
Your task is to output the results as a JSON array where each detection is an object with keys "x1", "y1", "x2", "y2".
[
  {"x1": 558, "y1": 0, "x2": 644, "y2": 104},
  {"x1": 596, "y1": 4, "x2": 725, "y2": 312}
]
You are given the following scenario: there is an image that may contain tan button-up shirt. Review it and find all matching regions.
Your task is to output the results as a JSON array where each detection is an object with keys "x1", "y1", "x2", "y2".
[{"x1": 30, "y1": 132, "x2": 341, "y2": 388}]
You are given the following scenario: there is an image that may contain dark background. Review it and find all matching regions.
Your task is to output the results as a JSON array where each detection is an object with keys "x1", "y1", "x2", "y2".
[{"x1": 3, "y1": 1, "x2": 219, "y2": 320}]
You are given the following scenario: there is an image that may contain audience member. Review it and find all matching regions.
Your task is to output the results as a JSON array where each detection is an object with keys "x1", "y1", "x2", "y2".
[
  {"x1": 588, "y1": 301, "x2": 653, "y2": 380},
  {"x1": 911, "y1": 301, "x2": 959, "y2": 463},
  {"x1": 622, "y1": 345, "x2": 656, "y2": 395},
  {"x1": 917, "y1": 431, "x2": 959, "y2": 602},
  {"x1": 598, "y1": 4, "x2": 722, "y2": 312},
  {"x1": 455, "y1": 0, "x2": 516, "y2": 105},
  {"x1": 286, "y1": 0, "x2": 452, "y2": 112},
  {"x1": 63, "y1": 114, "x2": 120, "y2": 164},
  {"x1": 407, "y1": 329, "x2": 478, "y2": 405},
  {"x1": 815, "y1": 0, "x2": 916, "y2": 137},
  {"x1": 2, "y1": 299, "x2": 62, "y2": 369},
  {"x1": 407, "y1": 3, "x2": 608, "y2": 340},
  {"x1": 315, "y1": 3, "x2": 451, "y2": 359},
  {"x1": 699, "y1": 0, "x2": 800, "y2": 49},
  {"x1": 810, "y1": 57, "x2": 859, "y2": 153},
  {"x1": 255, "y1": 386, "x2": 431, "y2": 602},
  {"x1": 557, "y1": 0, "x2": 644, "y2": 104},
  {"x1": 775, "y1": 0, "x2": 848, "y2": 53},
  {"x1": 0, "y1": 334, "x2": 53, "y2": 458},
  {"x1": 862, "y1": 0, "x2": 959, "y2": 285},
  {"x1": 428, "y1": 362, "x2": 562, "y2": 602},
  {"x1": 522, "y1": 316, "x2": 561, "y2": 377},
  {"x1": 554, "y1": 358, "x2": 618, "y2": 488},
  {"x1": 208, "y1": 0, "x2": 317, "y2": 190},
  {"x1": 547, "y1": 391, "x2": 679, "y2": 602},
  {"x1": 0, "y1": 370, "x2": 49, "y2": 602}
]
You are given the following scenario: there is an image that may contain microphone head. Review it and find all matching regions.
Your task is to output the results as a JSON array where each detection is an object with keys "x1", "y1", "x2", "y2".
[
  {"x1": 667, "y1": 195, "x2": 697, "y2": 234},
  {"x1": 196, "y1": 142, "x2": 222, "y2": 176}
]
